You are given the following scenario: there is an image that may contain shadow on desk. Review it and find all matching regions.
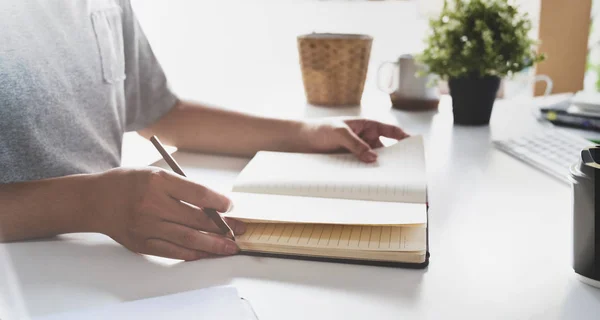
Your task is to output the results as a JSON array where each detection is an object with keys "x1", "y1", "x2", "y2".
[
  {"x1": 3, "y1": 235, "x2": 231, "y2": 303},
  {"x1": 3, "y1": 233, "x2": 424, "y2": 310},
  {"x1": 229, "y1": 254, "x2": 425, "y2": 303}
]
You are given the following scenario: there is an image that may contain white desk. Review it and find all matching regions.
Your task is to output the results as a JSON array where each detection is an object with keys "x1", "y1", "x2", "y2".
[{"x1": 3, "y1": 93, "x2": 600, "y2": 319}]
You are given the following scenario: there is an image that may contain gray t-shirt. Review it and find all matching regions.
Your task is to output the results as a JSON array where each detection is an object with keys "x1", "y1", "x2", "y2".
[{"x1": 0, "y1": 0, "x2": 177, "y2": 184}]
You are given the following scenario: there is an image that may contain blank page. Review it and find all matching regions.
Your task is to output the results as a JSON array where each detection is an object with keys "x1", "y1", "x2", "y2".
[
  {"x1": 237, "y1": 223, "x2": 426, "y2": 252},
  {"x1": 225, "y1": 192, "x2": 427, "y2": 225},
  {"x1": 233, "y1": 136, "x2": 426, "y2": 203}
]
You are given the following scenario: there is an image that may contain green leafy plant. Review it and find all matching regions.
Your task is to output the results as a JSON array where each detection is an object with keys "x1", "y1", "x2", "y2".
[{"x1": 416, "y1": 0, "x2": 545, "y2": 80}]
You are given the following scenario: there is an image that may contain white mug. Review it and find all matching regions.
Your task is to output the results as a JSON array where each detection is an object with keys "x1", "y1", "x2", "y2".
[
  {"x1": 501, "y1": 72, "x2": 553, "y2": 98},
  {"x1": 377, "y1": 54, "x2": 438, "y2": 100}
]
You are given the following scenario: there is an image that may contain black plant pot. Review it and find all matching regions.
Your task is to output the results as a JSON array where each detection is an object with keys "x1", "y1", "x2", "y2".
[{"x1": 448, "y1": 76, "x2": 501, "y2": 126}]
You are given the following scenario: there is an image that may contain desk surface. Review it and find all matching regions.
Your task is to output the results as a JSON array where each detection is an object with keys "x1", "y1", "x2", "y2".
[{"x1": 3, "y1": 94, "x2": 600, "y2": 320}]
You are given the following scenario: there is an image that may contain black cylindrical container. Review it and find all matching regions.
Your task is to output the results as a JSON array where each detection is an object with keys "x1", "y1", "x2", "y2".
[{"x1": 571, "y1": 146, "x2": 600, "y2": 287}]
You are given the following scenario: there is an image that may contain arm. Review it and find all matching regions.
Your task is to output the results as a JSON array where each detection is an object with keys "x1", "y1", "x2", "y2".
[
  {"x1": 138, "y1": 100, "x2": 306, "y2": 156},
  {"x1": 0, "y1": 174, "x2": 99, "y2": 242},
  {"x1": 0, "y1": 168, "x2": 245, "y2": 260},
  {"x1": 139, "y1": 100, "x2": 409, "y2": 162}
]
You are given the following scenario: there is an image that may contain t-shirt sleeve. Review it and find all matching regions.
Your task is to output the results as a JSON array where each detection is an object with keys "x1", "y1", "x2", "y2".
[{"x1": 119, "y1": 0, "x2": 178, "y2": 132}]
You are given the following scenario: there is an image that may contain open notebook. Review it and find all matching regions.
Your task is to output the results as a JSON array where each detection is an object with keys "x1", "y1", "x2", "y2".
[{"x1": 225, "y1": 135, "x2": 428, "y2": 268}]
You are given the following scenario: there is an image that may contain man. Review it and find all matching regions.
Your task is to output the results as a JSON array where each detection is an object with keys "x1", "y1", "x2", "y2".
[{"x1": 0, "y1": 0, "x2": 408, "y2": 261}]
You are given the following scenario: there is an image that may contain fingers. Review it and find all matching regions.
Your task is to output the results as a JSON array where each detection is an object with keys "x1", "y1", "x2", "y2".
[
  {"x1": 161, "y1": 171, "x2": 232, "y2": 213},
  {"x1": 142, "y1": 186, "x2": 245, "y2": 238},
  {"x1": 377, "y1": 123, "x2": 409, "y2": 140},
  {"x1": 158, "y1": 221, "x2": 240, "y2": 255},
  {"x1": 369, "y1": 139, "x2": 385, "y2": 149},
  {"x1": 143, "y1": 238, "x2": 211, "y2": 261},
  {"x1": 164, "y1": 199, "x2": 247, "y2": 235},
  {"x1": 224, "y1": 217, "x2": 247, "y2": 235},
  {"x1": 161, "y1": 197, "x2": 221, "y2": 233},
  {"x1": 346, "y1": 119, "x2": 409, "y2": 141},
  {"x1": 337, "y1": 128, "x2": 377, "y2": 163}
]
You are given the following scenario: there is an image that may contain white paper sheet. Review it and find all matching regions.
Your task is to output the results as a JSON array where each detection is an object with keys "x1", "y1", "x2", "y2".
[
  {"x1": 36, "y1": 286, "x2": 257, "y2": 320},
  {"x1": 225, "y1": 192, "x2": 427, "y2": 226}
]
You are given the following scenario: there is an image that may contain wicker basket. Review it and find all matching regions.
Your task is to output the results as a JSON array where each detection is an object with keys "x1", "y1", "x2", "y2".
[{"x1": 298, "y1": 33, "x2": 373, "y2": 106}]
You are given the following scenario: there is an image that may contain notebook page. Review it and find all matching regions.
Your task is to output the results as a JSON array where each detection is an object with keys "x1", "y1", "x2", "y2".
[
  {"x1": 233, "y1": 135, "x2": 426, "y2": 203},
  {"x1": 237, "y1": 223, "x2": 426, "y2": 252},
  {"x1": 225, "y1": 192, "x2": 427, "y2": 225}
]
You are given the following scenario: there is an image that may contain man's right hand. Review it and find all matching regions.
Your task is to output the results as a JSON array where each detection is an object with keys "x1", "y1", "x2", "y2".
[{"x1": 92, "y1": 167, "x2": 246, "y2": 261}]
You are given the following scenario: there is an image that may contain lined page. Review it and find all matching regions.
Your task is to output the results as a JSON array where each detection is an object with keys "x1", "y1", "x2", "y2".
[
  {"x1": 233, "y1": 136, "x2": 426, "y2": 203},
  {"x1": 237, "y1": 223, "x2": 426, "y2": 252}
]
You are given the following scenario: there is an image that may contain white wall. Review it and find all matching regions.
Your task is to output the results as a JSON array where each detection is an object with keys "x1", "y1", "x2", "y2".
[
  {"x1": 130, "y1": 0, "x2": 542, "y2": 102},
  {"x1": 130, "y1": 0, "x2": 429, "y2": 104}
]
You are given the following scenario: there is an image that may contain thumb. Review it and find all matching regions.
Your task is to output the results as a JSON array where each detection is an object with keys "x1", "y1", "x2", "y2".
[{"x1": 338, "y1": 128, "x2": 377, "y2": 162}]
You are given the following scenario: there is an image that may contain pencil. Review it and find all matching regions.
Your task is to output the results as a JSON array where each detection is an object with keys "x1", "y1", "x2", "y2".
[{"x1": 149, "y1": 135, "x2": 236, "y2": 240}]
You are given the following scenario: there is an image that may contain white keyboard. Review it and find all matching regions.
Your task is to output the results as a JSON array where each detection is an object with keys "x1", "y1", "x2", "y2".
[{"x1": 493, "y1": 129, "x2": 595, "y2": 183}]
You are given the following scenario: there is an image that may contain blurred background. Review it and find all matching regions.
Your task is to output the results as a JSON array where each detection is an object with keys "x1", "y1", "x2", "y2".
[
  {"x1": 586, "y1": 0, "x2": 600, "y2": 92},
  {"x1": 128, "y1": 0, "x2": 548, "y2": 106},
  {"x1": 122, "y1": 0, "x2": 597, "y2": 164}
]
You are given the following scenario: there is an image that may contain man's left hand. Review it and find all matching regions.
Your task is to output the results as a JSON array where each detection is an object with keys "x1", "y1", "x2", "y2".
[{"x1": 297, "y1": 118, "x2": 409, "y2": 163}]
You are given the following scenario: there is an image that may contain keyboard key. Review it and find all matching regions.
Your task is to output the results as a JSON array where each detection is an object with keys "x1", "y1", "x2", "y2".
[{"x1": 494, "y1": 130, "x2": 594, "y2": 184}]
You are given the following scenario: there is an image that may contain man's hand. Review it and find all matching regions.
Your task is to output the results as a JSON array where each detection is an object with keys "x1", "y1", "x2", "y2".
[
  {"x1": 297, "y1": 118, "x2": 409, "y2": 162},
  {"x1": 93, "y1": 168, "x2": 246, "y2": 261}
]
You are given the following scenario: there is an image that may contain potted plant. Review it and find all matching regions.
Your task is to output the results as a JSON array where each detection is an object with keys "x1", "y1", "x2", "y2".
[{"x1": 416, "y1": 0, "x2": 545, "y2": 125}]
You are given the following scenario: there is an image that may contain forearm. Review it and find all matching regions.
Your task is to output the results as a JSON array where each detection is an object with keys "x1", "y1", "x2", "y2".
[
  {"x1": 138, "y1": 100, "x2": 306, "y2": 156},
  {"x1": 0, "y1": 174, "x2": 100, "y2": 242}
]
